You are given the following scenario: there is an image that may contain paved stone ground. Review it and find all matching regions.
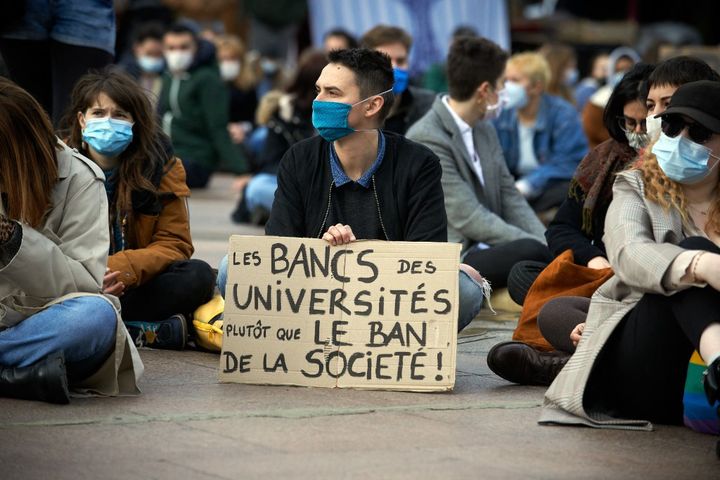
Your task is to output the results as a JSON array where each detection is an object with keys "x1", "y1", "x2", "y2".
[{"x1": 1, "y1": 174, "x2": 718, "y2": 479}]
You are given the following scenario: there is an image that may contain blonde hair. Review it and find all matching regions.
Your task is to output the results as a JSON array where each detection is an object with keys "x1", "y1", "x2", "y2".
[
  {"x1": 507, "y1": 52, "x2": 551, "y2": 89},
  {"x1": 214, "y1": 35, "x2": 260, "y2": 91},
  {"x1": 638, "y1": 142, "x2": 720, "y2": 234}
]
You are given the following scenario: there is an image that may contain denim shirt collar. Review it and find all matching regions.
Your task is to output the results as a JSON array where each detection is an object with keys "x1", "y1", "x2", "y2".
[{"x1": 329, "y1": 130, "x2": 386, "y2": 188}]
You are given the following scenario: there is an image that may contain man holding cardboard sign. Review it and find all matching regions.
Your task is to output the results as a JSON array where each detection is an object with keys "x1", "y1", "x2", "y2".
[
  {"x1": 216, "y1": 49, "x2": 487, "y2": 390},
  {"x1": 219, "y1": 48, "x2": 487, "y2": 332}
]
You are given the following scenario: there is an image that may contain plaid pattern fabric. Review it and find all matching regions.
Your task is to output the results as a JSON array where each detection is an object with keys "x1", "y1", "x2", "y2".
[{"x1": 539, "y1": 169, "x2": 692, "y2": 430}]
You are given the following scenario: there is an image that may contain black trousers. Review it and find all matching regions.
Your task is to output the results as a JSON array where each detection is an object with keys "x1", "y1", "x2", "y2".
[
  {"x1": 507, "y1": 259, "x2": 549, "y2": 305},
  {"x1": 585, "y1": 236, "x2": 720, "y2": 424},
  {"x1": 120, "y1": 260, "x2": 216, "y2": 322},
  {"x1": 463, "y1": 238, "x2": 552, "y2": 289},
  {"x1": 0, "y1": 39, "x2": 112, "y2": 126}
]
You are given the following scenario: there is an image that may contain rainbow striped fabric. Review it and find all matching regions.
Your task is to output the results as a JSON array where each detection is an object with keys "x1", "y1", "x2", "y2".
[{"x1": 684, "y1": 351, "x2": 719, "y2": 434}]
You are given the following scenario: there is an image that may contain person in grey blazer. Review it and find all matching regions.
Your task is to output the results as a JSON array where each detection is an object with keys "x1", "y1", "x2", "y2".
[
  {"x1": 407, "y1": 36, "x2": 550, "y2": 289},
  {"x1": 540, "y1": 81, "x2": 720, "y2": 456}
]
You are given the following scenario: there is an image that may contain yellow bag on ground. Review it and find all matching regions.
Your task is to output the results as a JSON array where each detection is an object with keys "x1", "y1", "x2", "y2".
[{"x1": 192, "y1": 294, "x2": 224, "y2": 352}]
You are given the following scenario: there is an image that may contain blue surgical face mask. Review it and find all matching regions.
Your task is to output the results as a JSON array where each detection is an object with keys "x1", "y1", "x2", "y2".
[
  {"x1": 652, "y1": 132, "x2": 719, "y2": 184},
  {"x1": 392, "y1": 67, "x2": 409, "y2": 95},
  {"x1": 82, "y1": 117, "x2": 134, "y2": 158},
  {"x1": 503, "y1": 80, "x2": 528, "y2": 110},
  {"x1": 312, "y1": 88, "x2": 393, "y2": 142},
  {"x1": 564, "y1": 68, "x2": 579, "y2": 86},
  {"x1": 608, "y1": 71, "x2": 626, "y2": 88},
  {"x1": 137, "y1": 55, "x2": 164, "y2": 73}
]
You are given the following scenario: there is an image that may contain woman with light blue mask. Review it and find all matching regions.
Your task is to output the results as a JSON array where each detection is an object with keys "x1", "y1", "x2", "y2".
[
  {"x1": 539, "y1": 80, "x2": 720, "y2": 456},
  {"x1": 64, "y1": 69, "x2": 216, "y2": 351}
]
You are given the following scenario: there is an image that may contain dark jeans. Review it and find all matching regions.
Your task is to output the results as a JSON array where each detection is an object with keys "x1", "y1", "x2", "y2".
[
  {"x1": 585, "y1": 236, "x2": 720, "y2": 424},
  {"x1": 0, "y1": 39, "x2": 112, "y2": 126},
  {"x1": 463, "y1": 238, "x2": 552, "y2": 289},
  {"x1": 180, "y1": 158, "x2": 213, "y2": 189},
  {"x1": 120, "y1": 260, "x2": 215, "y2": 322}
]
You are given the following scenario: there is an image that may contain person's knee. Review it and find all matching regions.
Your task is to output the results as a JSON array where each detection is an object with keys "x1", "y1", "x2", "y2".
[
  {"x1": 679, "y1": 236, "x2": 720, "y2": 253},
  {"x1": 513, "y1": 238, "x2": 552, "y2": 262},
  {"x1": 458, "y1": 270, "x2": 485, "y2": 332},
  {"x1": 217, "y1": 255, "x2": 229, "y2": 298},
  {"x1": 71, "y1": 297, "x2": 117, "y2": 350}
]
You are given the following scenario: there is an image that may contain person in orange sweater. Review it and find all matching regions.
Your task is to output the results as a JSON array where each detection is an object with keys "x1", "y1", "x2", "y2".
[{"x1": 63, "y1": 69, "x2": 215, "y2": 350}]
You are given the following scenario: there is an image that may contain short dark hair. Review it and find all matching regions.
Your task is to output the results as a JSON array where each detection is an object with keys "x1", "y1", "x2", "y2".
[
  {"x1": 647, "y1": 56, "x2": 720, "y2": 90},
  {"x1": 323, "y1": 28, "x2": 358, "y2": 49},
  {"x1": 447, "y1": 36, "x2": 507, "y2": 101},
  {"x1": 361, "y1": 25, "x2": 412, "y2": 52},
  {"x1": 133, "y1": 23, "x2": 165, "y2": 45},
  {"x1": 165, "y1": 22, "x2": 198, "y2": 42},
  {"x1": 603, "y1": 63, "x2": 655, "y2": 143},
  {"x1": 327, "y1": 48, "x2": 395, "y2": 122}
]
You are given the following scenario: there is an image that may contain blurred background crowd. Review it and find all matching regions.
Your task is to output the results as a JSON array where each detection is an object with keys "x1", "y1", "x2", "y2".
[{"x1": 1, "y1": 0, "x2": 719, "y2": 225}]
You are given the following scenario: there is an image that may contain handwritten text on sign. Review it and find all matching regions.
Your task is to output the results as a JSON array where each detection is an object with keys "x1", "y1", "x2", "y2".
[{"x1": 219, "y1": 236, "x2": 460, "y2": 391}]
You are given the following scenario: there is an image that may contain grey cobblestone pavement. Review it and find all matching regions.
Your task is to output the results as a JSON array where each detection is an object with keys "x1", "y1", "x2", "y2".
[{"x1": 1, "y1": 175, "x2": 717, "y2": 479}]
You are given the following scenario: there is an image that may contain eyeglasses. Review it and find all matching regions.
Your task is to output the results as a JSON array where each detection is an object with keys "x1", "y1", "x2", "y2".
[
  {"x1": 661, "y1": 115, "x2": 714, "y2": 144},
  {"x1": 617, "y1": 116, "x2": 646, "y2": 133}
]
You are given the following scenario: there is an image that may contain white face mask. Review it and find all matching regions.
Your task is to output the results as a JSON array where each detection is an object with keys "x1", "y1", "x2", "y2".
[
  {"x1": 625, "y1": 131, "x2": 651, "y2": 151},
  {"x1": 484, "y1": 88, "x2": 507, "y2": 121},
  {"x1": 219, "y1": 60, "x2": 241, "y2": 81},
  {"x1": 165, "y1": 50, "x2": 193, "y2": 72},
  {"x1": 646, "y1": 114, "x2": 662, "y2": 141}
]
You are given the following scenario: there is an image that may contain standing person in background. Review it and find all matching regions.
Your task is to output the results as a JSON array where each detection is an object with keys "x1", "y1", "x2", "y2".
[
  {"x1": 0, "y1": 0, "x2": 116, "y2": 125},
  {"x1": 232, "y1": 49, "x2": 327, "y2": 225},
  {"x1": 407, "y1": 37, "x2": 551, "y2": 291},
  {"x1": 0, "y1": 77, "x2": 142, "y2": 404},
  {"x1": 158, "y1": 23, "x2": 247, "y2": 188},
  {"x1": 215, "y1": 35, "x2": 260, "y2": 149},
  {"x1": 360, "y1": 25, "x2": 435, "y2": 136},
  {"x1": 493, "y1": 52, "x2": 588, "y2": 213},
  {"x1": 323, "y1": 28, "x2": 358, "y2": 52},
  {"x1": 64, "y1": 69, "x2": 216, "y2": 350},
  {"x1": 119, "y1": 23, "x2": 166, "y2": 105},
  {"x1": 538, "y1": 43, "x2": 578, "y2": 105}
]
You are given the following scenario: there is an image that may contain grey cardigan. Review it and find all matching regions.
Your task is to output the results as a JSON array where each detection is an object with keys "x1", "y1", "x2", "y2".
[
  {"x1": 540, "y1": 169, "x2": 700, "y2": 430},
  {"x1": 406, "y1": 97, "x2": 545, "y2": 252}
]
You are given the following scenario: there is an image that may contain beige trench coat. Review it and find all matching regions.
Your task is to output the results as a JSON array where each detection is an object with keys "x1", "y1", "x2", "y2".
[
  {"x1": 540, "y1": 169, "x2": 702, "y2": 430},
  {"x1": 0, "y1": 140, "x2": 143, "y2": 395}
]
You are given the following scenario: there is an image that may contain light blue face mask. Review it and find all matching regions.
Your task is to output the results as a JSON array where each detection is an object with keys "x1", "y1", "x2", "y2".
[
  {"x1": 503, "y1": 80, "x2": 528, "y2": 110},
  {"x1": 82, "y1": 117, "x2": 134, "y2": 158},
  {"x1": 137, "y1": 55, "x2": 164, "y2": 73},
  {"x1": 392, "y1": 67, "x2": 409, "y2": 95},
  {"x1": 652, "y1": 132, "x2": 719, "y2": 184},
  {"x1": 312, "y1": 88, "x2": 393, "y2": 142}
]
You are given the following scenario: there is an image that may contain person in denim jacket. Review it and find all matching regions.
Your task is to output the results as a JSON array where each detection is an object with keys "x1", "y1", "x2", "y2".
[{"x1": 493, "y1": 52, "x2": 588, "y2": 213}]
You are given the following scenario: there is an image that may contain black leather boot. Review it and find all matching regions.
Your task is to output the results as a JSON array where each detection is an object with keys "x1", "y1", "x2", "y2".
[
  {"x1": 703, "y1": 357, "x2": 720, "y2": 459},
  {"x1": 0, "y1": 351, "x2": 70, "y2": 404}
]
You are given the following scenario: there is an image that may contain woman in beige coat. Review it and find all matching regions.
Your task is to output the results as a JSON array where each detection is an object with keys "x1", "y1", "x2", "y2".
[
  {"x1": 0, "y1": 78, "x2": 142, "y2": 404},
  {"x1": 540, "y1": 80, "x2": 720, "y2": 444}
]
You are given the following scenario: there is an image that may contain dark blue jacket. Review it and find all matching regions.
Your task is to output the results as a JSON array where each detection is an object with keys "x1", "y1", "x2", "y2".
[{"x1": 493, "y1": 93, "x2": 588, "y2": 195}]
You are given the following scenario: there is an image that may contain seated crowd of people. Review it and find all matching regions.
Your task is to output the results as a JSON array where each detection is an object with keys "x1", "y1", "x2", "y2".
[{"x1": 1, "y1": 19, "x2": 720, "y2": 455}]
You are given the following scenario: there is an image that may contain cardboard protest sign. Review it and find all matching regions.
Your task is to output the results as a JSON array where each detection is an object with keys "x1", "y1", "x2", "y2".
[{"x1": 219, "y1": 235, "x2": 461, "y2": 392}]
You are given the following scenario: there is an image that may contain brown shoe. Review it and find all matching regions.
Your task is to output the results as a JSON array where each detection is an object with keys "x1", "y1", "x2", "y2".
[{"x1": 487, "y1": 341, "x2": 569, "y2": 386}]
